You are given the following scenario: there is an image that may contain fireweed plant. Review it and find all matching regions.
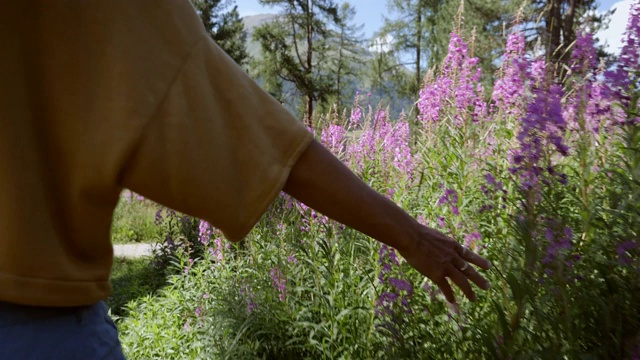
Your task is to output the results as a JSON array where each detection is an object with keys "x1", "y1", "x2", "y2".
[{"x1": 114, "y1": 5, "x2": 640, "y2": 359}]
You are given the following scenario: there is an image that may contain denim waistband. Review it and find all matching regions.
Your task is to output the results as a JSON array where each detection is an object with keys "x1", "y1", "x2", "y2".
[{"x1": 0, "y1": 301, "x2": 95, "y2": 328}]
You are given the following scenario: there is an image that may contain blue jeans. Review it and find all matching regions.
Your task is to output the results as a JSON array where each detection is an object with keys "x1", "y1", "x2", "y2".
[{"x1": 0, "y1": 301, "x2": 126, "y2": 360}]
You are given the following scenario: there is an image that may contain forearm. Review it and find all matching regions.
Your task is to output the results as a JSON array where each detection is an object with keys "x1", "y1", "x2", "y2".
[
  {"x1": 283, "y1": 139, "x2": 491, "y2": 303},
  {"x1": 283, "y1": 139, "x2": 419, "y2": 252}
]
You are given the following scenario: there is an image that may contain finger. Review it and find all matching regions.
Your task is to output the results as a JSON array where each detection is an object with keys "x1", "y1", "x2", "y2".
[
  {"x1": 451, "y1": 256, "x2": 469, "y2": 272},
  {"x1": 435, "y1": 277, "x2": 456, "y2": 304},
  {"x1": 461, "y1": 263, "x2": 491, "y2": 290},
  {"x1": 452, "y1": 253, "x2": 490, "y2": 291},
  {"x1": 446, "y1": 264, "x2": 477, "y2": 301},
  {"x1": 458, "y1": 246, "x2": 492, "y2": 270}
]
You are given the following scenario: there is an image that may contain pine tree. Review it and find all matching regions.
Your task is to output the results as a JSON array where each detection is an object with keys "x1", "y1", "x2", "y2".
[
  {"x1": 379, "y1": 0, "x2": 435, "y2": 96},
  {"x1": 523, "y1": 0, "x2": 613, "y2": 77},
  {"x1": 190, "y1": 0, "x2": 249, "y2": 67},
  {"x1": 379, "y1": 0, "x2": 510, "y2": 95},
  {"x1": 253, "y1": 0, "x2": 340, "y2": 127},
  {"x1": 366, "y1": 35, "x2": 411, "y2": 99},
  {"x1": 331, "y1": 2, "x2": 365, "y2": 109}
]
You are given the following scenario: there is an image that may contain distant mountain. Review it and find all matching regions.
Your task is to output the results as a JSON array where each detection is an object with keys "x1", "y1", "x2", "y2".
[
  {"x1": 242, "y1": 14, "x2": 277, "y2": 58},
  {"x1": 240, "y1": 14, "x2": 415, "y2": 117},
  {"x1": 242, "y1": 14, "x2": 381, "y2": 60},
  {"x1": 243, "y1": 13, "x2": 276, "y2": 34}
]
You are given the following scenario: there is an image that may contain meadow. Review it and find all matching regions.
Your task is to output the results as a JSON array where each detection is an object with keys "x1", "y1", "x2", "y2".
[{"x1": 108, "y1": 6, "x2": 640, "y2": 359}]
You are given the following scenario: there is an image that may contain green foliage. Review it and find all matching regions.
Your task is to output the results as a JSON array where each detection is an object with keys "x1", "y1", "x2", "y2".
[
  {"x1": 106, "y1": 257, "x2": 168, "y2": 317},
  {"x1": 379, "y1": 0, "x2": 440, "y2": 95},
  {"x1": 253, "y1": 0, "x2": 341, "y2": 125},
  {"x1": 111, "y1": 16, "x2": 639, "y2": 358},
  {"x1": 326, "y1": 2, "x2": 365, "y2": 110},
  {"x1": 190, "y1": 0, "x2": 249, "y2": 67},
  {"x1": 521, "y1": 0, "x2": 613, "y2": 73},
  {"x1": 365, "y1": 36, "x2": 414, "y2": 103},
  {"x1": 111, "y1": 196, "x2": 164, "y2": 244},
  {"x1": 379, "y1": 0, "x2": 510, "y2": 94},
  {"x1": 113, "y1": 96, "x2": 639, "y2": 359},
  {"x1": 116, "y1": 266, "x2": 213, "y2": 359},
  {"x1": 150, "y1": 209, "x2": 207, "y2": 273}
]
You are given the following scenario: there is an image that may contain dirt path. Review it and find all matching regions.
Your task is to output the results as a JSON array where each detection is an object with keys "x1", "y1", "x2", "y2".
[{"x1": 113, "y1": 243, "x2": 154, "y2": 258}]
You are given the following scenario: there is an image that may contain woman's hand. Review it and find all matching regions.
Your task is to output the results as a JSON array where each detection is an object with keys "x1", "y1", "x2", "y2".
[
  {"x1": 400, "y1": 224, "x2": 492, "y2": 303},
  {"x1": 284, "y1": 140, "x2": 492, "y2": 304}
]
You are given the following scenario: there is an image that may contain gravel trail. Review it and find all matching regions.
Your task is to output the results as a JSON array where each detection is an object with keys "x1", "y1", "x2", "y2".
[{"x1": 113, "y1": 243, "x2": 154, "y2": 258}]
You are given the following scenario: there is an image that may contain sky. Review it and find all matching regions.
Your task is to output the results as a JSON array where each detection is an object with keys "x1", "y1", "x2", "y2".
[
  {"x1": 598, "y1": 0, "x2": 634, "y2": 53},
  {"x1": 235, "y1": 0, "x2": 632, "y2": 54},
  {"x1": 236, "y1": 0, "x2": 386, "y2": 38}
]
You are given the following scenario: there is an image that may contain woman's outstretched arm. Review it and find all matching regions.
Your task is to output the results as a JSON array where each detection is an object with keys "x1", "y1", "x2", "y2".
[{"x1": 283, "y1": 139, "x2": 492, "y2": 304}]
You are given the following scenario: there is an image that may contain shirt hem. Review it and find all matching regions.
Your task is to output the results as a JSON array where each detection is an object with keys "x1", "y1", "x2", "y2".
[
  {"x1": 0, "y1": 271, "x2": 111, "y2": 307},
  {"x1": 224, "y1": 130, "x2": 314, "y2": 242}
]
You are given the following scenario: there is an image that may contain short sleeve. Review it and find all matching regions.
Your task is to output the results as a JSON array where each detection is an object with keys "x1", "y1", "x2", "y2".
[{"x1": 119, "y1": 37, "x2": 313, "y2": 241}]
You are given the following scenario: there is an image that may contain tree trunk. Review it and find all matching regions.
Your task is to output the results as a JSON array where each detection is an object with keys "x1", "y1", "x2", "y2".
[
  {"x1": 563, "y1": 0, "x2": 578, "y2": 55},
  {"x1": 305, "y1": 0, "x2": 314, "y2": 128},
  {"x1": 546, "y1": 0, "x2": 563, "y2": 65},
  {"x1": 337, "y1": 26, "x2": 344, "y2": 109},
  {"x1": 416, "y1": 0, "x2": 423, "y2": 91}
]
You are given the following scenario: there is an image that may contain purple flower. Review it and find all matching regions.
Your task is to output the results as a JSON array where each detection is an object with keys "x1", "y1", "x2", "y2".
[
  {"x1": 464, "y1": 232, "x2": 482, "y2": 250},
  {"x1": 388, "y1": 277, "x2": 414, "y2": 295},
  {"x1": 418, "y1": 32, "x2": 487, "y2": 126},
  {"x1": 617, "y1": 240, "x2": 638, "y2": 265},
  {"x1": 485, "y1": 173, "x2": 496, "y2": 186},
  {"x1": 376, "y1": 244, "x2": 414, "y2": 319},
  {"x1": 531, "y1": 60, "x2": 547, "y2": 84},
  {"x1": 208, "y1": 237, "x2": 228, "y2": 262},
  {"x1": 479, "y1": 204, "x2": 494, "y2": 213},
  {"x1": 349, "y1": 106, "x2": 362, "y2": 126},
  {"x1": 247, "y1": 299, "x2": 257, "y2": 314},
  {"x1": 321, "y1": 124, "x2": 347, "y2": 155},
  {"x1": 438, "y1": 189, "x2": 458, "y2": 205},
  {"x1": 493, "y1": 32, "x2": 528, "y2": 118},
  {"x1": 239, "y1": 285, "x2": 258, "y2": 314},
  {"x1": 437, "y1": 188, "x2": 461, "y2": 215},
  {"x1": 199, "y1": 220, "x2": 212, "y2": 245},
  {"x1": 165, "y1": 235, "x2": 175, "y2": 248},
  {"x1": 184, "y1": 258, "x2": 193, "y2": 274},
  {"x1": 347, "y1": 128, "x2": 375, "y2": 173},
  {"x1": 570, "y1": 32, "x2": 598, "y2": 74},
  {"x1": 154, "y1": 208, "x2": 164, "y2": 226},
  {"x1": 378, "y1": 291, "x2": 399, "y2": 304},
  {"x1": 389, "y1": 122, "x2": 415, "y2": 177},
  {"x1": 543, "y1": 225, "x2": 574, "y2": 265},
  {"x1": 378, "y1": 244, "x2": 400, "y2": 266},
  {"x1": 510, "y1": 82, "x2": 569, "y2": 190},
  {"x1": 346, "y1": 111, "x2": 416, "y2": 179},
  {"x1": 270, "y1": 267, "x2": 287, "y2": 302}
]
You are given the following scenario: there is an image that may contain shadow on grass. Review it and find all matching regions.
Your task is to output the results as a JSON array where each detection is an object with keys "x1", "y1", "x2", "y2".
[{"x1": 106, "y1": 257, "x2": 170, "y2": 317}]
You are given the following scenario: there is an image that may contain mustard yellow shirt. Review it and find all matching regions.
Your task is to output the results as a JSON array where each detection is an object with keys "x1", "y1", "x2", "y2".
[{"x1": 0, "y1": 0, "x2": 313, "y2": 307}]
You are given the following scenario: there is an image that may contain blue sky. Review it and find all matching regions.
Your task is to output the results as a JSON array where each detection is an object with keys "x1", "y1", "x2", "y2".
[
  {"x1": 236, "y1": 0, "x2": 387, "y2": 38},
  {"x1": 235, "y1": 0, "x2": 631, "y2": 54}
]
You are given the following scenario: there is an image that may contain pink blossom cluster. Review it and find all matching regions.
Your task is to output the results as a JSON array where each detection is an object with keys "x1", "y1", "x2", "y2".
[
  {"x1": 270, "y1": 267, "x2": 287, "y2": 302},
  {"x1": 417, "y1": 32, "x2": 487, "y2": 126}
]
